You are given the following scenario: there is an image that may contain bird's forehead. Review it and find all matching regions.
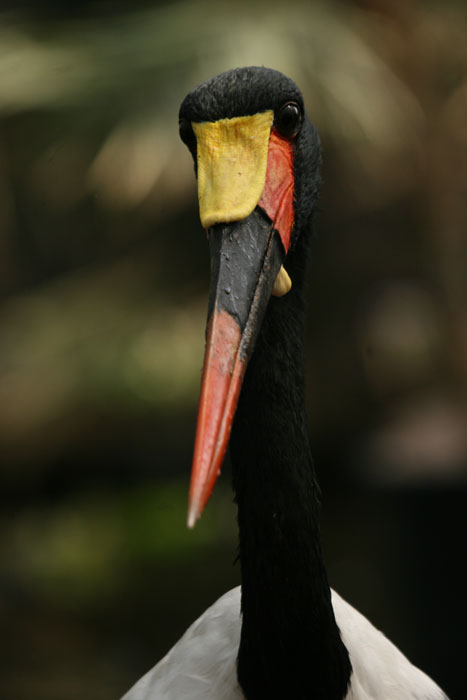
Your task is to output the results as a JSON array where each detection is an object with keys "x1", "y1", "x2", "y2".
[{"x1": 179, "y1": 67, "x2": 303, "y2": 123}]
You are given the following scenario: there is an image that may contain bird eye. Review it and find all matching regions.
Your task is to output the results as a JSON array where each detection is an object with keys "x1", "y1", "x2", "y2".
[
  {"x1": 179, "y1": 118, "x2": 196, "y2": 151},
  {"x1": 275, "y1": 102, "x2": 302, "y2": 138}
]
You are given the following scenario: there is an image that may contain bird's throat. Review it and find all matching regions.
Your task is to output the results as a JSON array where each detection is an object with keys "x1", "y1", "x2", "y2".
[{"x1": 230, "y1": 237, "x2": 351, "y2": 700}]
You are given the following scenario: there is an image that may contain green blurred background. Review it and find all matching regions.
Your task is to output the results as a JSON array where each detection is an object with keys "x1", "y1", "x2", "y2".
[{"x1": 0, "y1": 0, "x2": 466, "y2": 698}]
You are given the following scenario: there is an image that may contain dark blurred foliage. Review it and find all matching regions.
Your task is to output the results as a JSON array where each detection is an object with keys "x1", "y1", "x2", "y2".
[{"x1": 0, "y1": 1, "x2": 466, "y2": 698}]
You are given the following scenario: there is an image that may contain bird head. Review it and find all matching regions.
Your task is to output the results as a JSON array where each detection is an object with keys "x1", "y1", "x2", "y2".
[{"x1": 179, "y1": 67, "x2": 321, "y2": 527}]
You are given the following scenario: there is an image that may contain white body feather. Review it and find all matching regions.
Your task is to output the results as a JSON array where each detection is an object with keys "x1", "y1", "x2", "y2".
[{"x1": 121, "y1": 586, "x2": 446, "y2": 700}]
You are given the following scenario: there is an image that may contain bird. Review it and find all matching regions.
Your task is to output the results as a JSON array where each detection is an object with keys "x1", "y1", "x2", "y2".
[{"x1": 121, "y1": 67, "x2": 448, "y2": 700}]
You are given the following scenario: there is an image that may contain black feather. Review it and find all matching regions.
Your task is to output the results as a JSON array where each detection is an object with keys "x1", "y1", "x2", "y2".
[{"x1": 181, "y1": 67, "x2": 352, "y2": 700}]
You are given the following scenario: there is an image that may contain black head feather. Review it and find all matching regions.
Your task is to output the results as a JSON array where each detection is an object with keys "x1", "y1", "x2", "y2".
[{"x1": 179, "y1": 66, "x2": 322, "y2": 248}]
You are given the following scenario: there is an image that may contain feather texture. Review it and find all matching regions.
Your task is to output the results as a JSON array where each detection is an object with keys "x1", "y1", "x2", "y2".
[{"x1": 121, "y1": 586, "x2": 447, "y2": 700}]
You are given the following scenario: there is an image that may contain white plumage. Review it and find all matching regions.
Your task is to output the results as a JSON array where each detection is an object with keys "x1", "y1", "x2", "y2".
[{"x1": 121, "y1": 586, "x2": 447, "y2": 700}]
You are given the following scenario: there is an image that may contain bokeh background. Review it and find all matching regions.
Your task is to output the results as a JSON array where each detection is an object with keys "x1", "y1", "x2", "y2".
[{"x1": 1, "y1": 0, "x2": 466, "y2": 698}]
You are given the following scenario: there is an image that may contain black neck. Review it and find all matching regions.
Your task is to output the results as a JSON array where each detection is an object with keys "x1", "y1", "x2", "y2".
[{"x1": 230, "y1": 231, "x2": 352, "y2": 700}]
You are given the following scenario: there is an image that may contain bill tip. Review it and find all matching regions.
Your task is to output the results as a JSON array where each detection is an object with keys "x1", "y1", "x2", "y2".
[{"x1": 187, "y1": 508, "x2": 198, "y2": 529}]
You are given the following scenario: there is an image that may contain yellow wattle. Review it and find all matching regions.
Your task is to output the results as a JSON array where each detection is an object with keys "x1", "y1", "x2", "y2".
[{"x1": 272, "y1": 265, "x2": 292, "y2": 297}]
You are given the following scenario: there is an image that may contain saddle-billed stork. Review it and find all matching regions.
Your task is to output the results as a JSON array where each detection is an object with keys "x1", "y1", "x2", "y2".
[{"x1": 122, "y1": 67, "x2": 447, "y2": 700}]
